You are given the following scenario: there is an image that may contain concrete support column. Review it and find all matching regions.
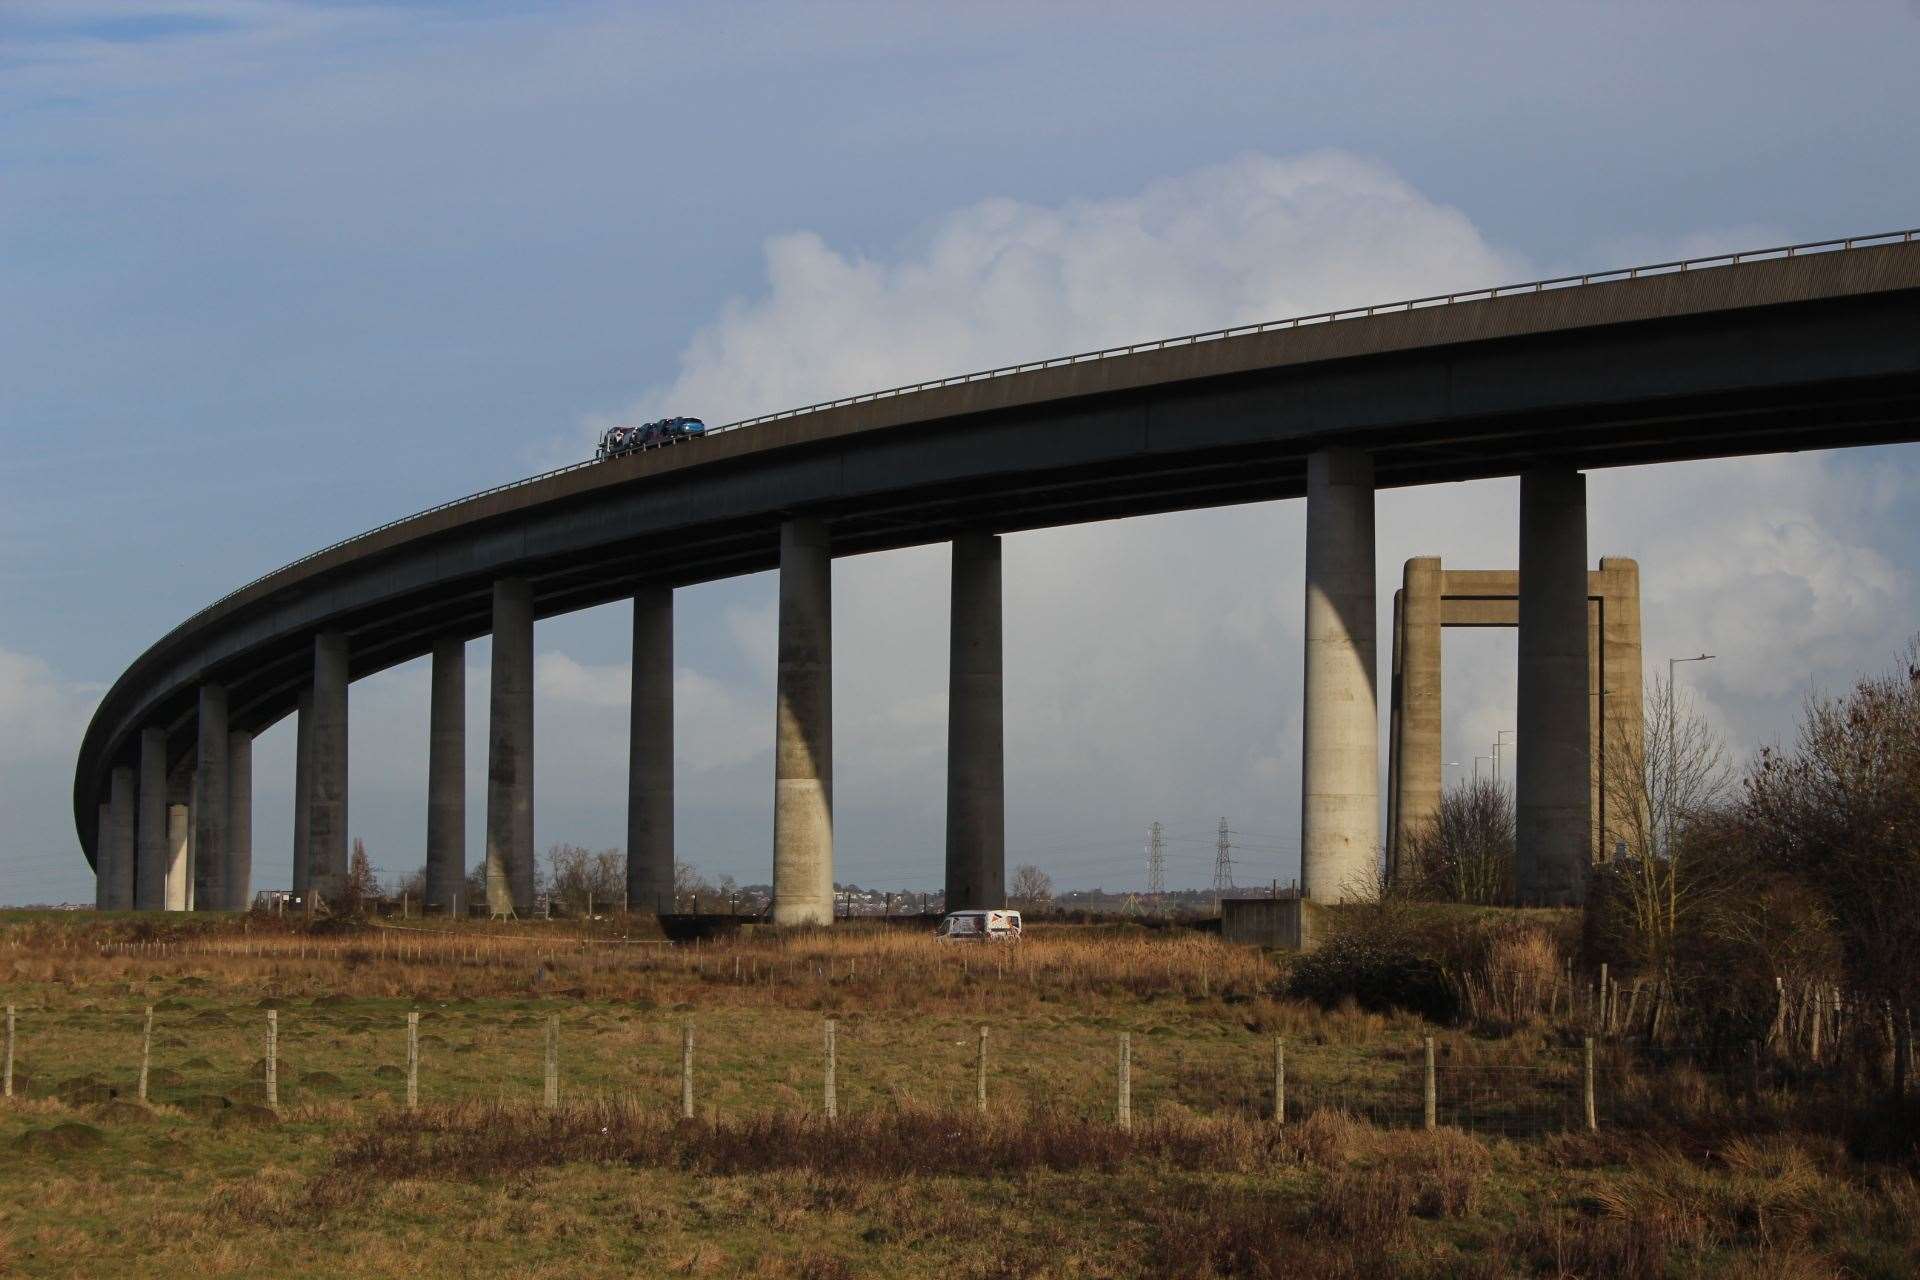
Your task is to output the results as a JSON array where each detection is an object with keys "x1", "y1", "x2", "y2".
[
  {"x1": 1594, "y1": 557, "x2": 1645, "y2": 860},
  {"x1": 486, "y1": 579, "x2": 535, "y2": 917},
  {"x1": 226, "y1": 731, "x2": 252, "y2": 910},
  {"x1": 106, "y1": 767, "x2": 135, "y2": 909},
  {"x1": 1517, "y1": 468, "x2": 1592, "y2": 905},
  {"x1": 945, "y1": 533, "x2": 1005, "y2": 911},
  {"x1": 292, "y1": 687, "x2": 313, "y2": 901},
  {"x1": 310, "y1": 633, "x2": 350, "y2": 907},
  {"x1": 1300, "y1": 448, "x2": 1378, "y2": 903},
  {"x1": 95, "y1": 802, "x2": 112, "y2": 910},
  {"x1": 627, "y1": 588, "x2": 675, "y2": 915},
  {"x1": 772, "y1": 519, "x2": 834, "y2": 926},
  {"x1": 1388, "y1": 557, "x2": 1445, "y2": 880},
  {"x1": 165, "y1": 804, "x2": 191, "y2": 911},
  {"x1": 193, "y1": 684, "x2": 229, "y2": 911},
  {"x1": 427, "y1": 637, "x2": 466, "y2": 916},
  {"x1": 136, "y1": 729, "x2": 168, "y2": 910}
]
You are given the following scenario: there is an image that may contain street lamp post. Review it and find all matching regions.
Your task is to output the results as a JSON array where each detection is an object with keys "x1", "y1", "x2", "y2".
[
  {"x1": 1493, "y1": 730, "x2": 1516, "y2": 785},
  {"x1": 1473, "y1": 755, "x2": 1492, "y2": 784},
  {"x1": 1664, "y1": 654, "x2": 1715, "y2": 858}
]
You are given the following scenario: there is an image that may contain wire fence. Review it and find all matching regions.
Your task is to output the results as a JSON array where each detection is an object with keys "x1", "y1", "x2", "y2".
[{"x1": 0, "y1": 997, "x2": 1635, "y2": 1138}]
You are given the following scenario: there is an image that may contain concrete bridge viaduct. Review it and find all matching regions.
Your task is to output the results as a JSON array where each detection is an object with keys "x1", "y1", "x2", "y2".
[{"x1": 73, "y1": 232, "x2": 1920, "y2": 919}]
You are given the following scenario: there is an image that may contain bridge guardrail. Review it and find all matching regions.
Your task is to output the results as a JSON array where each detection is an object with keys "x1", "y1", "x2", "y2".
[{"x1": 151, "y1": 228, "x2": 1920, "y2": 649}]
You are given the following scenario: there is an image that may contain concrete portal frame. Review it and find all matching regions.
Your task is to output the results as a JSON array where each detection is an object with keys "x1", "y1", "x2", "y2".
[{"x1": 1385, "y1": 556, "x2": 1642, "y2": 880}]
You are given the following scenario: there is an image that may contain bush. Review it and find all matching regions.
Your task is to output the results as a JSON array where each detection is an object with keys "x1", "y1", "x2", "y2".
[{"x1": 1289, "y1": 932, "x2": 1457, "y2": 1022}]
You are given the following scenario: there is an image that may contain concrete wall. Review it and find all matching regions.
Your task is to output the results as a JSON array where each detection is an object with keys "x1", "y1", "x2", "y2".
[{"x1": 1221, "y1": 897, "x2": 1323, "y2": 950}]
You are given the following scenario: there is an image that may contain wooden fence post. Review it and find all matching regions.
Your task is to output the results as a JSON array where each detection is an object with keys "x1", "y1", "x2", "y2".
[
  {"x1": 265, "y1": 1010, "x2": 278, "y2": 1110},
  {"x1": 1273, "y1": 1036, "x2": 1286, "y2": 1124},
  {"x1": 824, "y1": 1019, "x2": 838, "y2": 1121},
  {"x1": 2, "y1": 1005, "x2": 11, "y2": 1098},
  {"x1": 1117, "y1": 1032, "x2": 1132, "y2": 1131},
  {"x1": 1583, "y1": 1036, "x2": 1597, "y2": 1131},
  {"x1": 544, "y1": 1015, "x2": 559, "y2": 1109},
  {"x1": 1423, "y1": 1036, "x2": 1437, "y2": 1130},
  {"x1": 407, "y1": 1011, "x2": 420, "y2": 1111},
  {"x1": 976, "y1": 1025, "x2": 989, "y2": 1113},
  {"x1": 139, "y1": 1006, "x2": 153, "y2": 1104},
  {"x1": 1598, "y1": 963, "x2": 1610, "y2": 1034},
  {"x1": 680, "y1": 1023, "x2": 694, "y2": 1120}
]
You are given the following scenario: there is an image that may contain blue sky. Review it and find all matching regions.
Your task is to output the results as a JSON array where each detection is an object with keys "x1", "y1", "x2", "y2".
[{"x1": 4, "y1": 1, "x2": 1919, "y2": 903}]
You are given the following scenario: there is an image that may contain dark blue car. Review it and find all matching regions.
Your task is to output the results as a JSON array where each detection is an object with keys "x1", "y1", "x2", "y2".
[{"x1": 597, "y1": 416, "x2": 707, "y2": 460}]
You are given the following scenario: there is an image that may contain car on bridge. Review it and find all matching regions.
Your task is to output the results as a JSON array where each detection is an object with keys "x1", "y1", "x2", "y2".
[{"x1": 596, "y1": 416, "x2": 706, "y2": 460}]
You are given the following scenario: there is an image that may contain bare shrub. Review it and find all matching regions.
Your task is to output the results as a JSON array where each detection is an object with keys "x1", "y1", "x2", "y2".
[
  {"x1": 1310, "y1": 1164, "x2": 1416, "y2": 1240},
  {"x1": 1460, "y1": 926, "x2": 1559, "y2": 1028},
  {"x1": 1396, "y1": 778, "x2": 1513, "y2": 904}
]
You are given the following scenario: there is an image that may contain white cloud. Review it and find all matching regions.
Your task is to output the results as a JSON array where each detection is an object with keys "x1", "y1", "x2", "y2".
[
  {"x1": 593, "y1": 151, "x2": 1523, "y2": 436},
  {"x1": 0, "y1": 647, "x2": 100, "y2": 768},
  {"x1": 0, "y1": 647, "x2": 104, "y2": 904}
]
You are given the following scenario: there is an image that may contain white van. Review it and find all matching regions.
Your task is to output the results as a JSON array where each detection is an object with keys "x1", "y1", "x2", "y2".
[{"x1": 934, "y1": 909, "x2": 1022, "y2": 942}]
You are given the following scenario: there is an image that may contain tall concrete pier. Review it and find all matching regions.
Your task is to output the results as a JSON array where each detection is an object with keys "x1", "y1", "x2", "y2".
[
  {"x1": 136, "y1": 728, "x2": 167, "y2": 910},
  {"x1": 627, "y1": 587, "x2": 675, "y2": 914},
  {"x1": 225, "y1": 731, "x2": 251, "y2": 910},
  {"x1": 426, "y1": 637, "x2": 465, "y2": 915},
  {"x1": 772, "y1": 520, "x2": 834, "y2": 925},
  {"x1": 95, "y1": 802, "x2": 111, "y2": 909},
  {"x1": 1387, "y1": 556, "x2": 1445, "y2": 879},
  {"x1": 1300, "y1": 448, "x2": 1378, "y2": 902},
  {"x1": 487, "y1": 579, "x2": 535, "y2": 916},
  {"x1": 1516, "y1": 468, "x2": 1592, "y2": 904},
  {"x1": 193, "y1": 684, "x2": 229, "y2": 911},
  {"x1": 104, "y1": 766, "x2": 135, "y2": 909},
  {"x1": 292, "y1": 687, "x2": 312, "y2": 901},
  {"x1": 165, "y1": 803, "x2": 191, "y2": 910},
  {"x1": 309, "y1": 632, "x2": 349, "y2": 905},
  {"x1": 945, "y1": 532, "x2": 1005, "y2": 910}
]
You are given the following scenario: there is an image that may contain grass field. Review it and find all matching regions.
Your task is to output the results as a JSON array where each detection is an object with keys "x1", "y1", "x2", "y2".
[{"x1": 1, "y1": 912, "x2": 1916, "y2": 1278}]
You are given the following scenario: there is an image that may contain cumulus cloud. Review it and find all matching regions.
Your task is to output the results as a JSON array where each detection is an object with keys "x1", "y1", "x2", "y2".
[{"x1": 593, "y1": 151, "x2": 1522, "y2": 436}]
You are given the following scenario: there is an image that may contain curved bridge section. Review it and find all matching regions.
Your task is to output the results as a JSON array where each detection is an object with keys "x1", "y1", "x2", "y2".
[{"x1": 75, "y1": 233, "x2": 1920, "y2": 918}]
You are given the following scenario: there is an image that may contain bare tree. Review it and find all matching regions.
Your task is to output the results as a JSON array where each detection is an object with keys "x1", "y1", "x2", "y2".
[
  {"x1": 461, "y1": 864, "x2": 487, "y2": 917},
  {"x1": 546, "y1": 843, "x2": 623, "y2": 915},
  {"x1": 342, "y1": 836, "x2": 381, "y2": 914},
  {"x1": 1743, "y1": 641, "x2": 1920, "y2": 1095},
  {"x1": 1010, "y1": 864, "x2": 1053, "y2": 908},
  {"x1": 1593, "y1": 673, "x2": 1737, "y2": 988},
  {"x1": 1396, "y1": 778, "x2": 1514, "y2": 904},
  {"x1": 674, "y1": 861, "x2": 715, "y2": 911}
]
